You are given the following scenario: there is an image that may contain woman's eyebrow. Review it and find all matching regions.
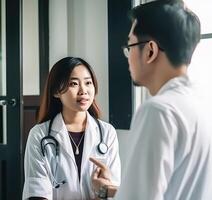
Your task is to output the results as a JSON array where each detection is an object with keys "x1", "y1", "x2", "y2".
[
  {"x1": 70, "y1": 77, "x2": 79, "y2": 80},
  {"x1": 70, "y1": 77, "x2": 92, "y2": 80},
  {"x1": 84, "y1": 77, "x2": 92, "y2": 80}
]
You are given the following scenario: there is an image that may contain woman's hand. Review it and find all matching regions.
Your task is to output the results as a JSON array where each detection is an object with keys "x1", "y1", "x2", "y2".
[
  {"x1": 89, "y1": 157, "x2": 118, "y2": 198},
  {"x1": 89, "y1": 157, "x2": 112, "y2": 190}
]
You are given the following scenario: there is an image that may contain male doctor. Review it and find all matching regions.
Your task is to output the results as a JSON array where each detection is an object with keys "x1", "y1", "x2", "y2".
[{"x1": 90, "y1": 0, "x2": 212, "y2": 199}]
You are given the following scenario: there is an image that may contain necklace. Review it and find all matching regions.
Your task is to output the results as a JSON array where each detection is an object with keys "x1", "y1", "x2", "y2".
[{"x1": 68, "y1": 133, "x2": 85, "y2": 155}]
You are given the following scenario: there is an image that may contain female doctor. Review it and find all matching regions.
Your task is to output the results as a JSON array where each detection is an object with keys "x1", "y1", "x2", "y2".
[{"x1": 22, "y1": 57, "x2": 121, "y2": 200}]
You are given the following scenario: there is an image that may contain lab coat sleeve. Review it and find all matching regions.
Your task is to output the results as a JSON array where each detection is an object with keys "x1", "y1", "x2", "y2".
[
  {"x1": 106, "y1": 125, "x2": 121, "y2": 187},
  {"x1": 22, "y1": 125, "x2": 52, "y2": 200},
  {"x1": 115, "y1": 101, "x2": 177, "y2": 200}
]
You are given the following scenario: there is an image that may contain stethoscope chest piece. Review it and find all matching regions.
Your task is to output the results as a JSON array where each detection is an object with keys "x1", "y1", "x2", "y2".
[
  {"x1": 94, "y1": 118, "x2": 108, "y2": 154},
  {"x1": 97, "y1": 142, "x2": 108, "y2": 154}
]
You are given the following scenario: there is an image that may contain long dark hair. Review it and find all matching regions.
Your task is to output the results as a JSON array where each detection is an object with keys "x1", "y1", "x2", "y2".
[{"x1": 37, "y1": 57, "x2": 101, "y2": 123}]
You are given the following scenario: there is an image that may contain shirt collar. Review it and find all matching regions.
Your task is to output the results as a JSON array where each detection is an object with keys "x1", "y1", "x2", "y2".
[
  {"x1": 156, "y1": 75, "x2": 192, "y2": 95},
  {"x1": 51, "y1": 111, "x2": 98, "y2": 135}
]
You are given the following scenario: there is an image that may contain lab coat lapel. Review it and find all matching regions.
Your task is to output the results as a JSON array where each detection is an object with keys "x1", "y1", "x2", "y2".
[
  {"x1": 51, "y1": 113, "x2": 75, "y2": 162},
  {"x1": 81, "y1": 113, "x2": 98, "y2": 173}
]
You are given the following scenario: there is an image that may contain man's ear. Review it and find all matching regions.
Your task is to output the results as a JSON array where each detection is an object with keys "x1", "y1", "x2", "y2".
[{"x1": 146, "y1": 41, "x2": 159, "y2": 64}]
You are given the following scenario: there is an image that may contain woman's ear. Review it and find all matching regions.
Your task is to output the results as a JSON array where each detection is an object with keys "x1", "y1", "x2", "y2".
[
  {"x1": 54, "y1": 93, "x2": 60, "y2": 98},
  {"x1": 146, "y1": 41, "x2": 159, "y2": 64}
]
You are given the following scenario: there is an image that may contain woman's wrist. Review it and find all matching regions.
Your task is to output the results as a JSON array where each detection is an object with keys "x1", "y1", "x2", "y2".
[
  {"x1": 95, "y1": 185, "x2": 108, "y2": 199},
  {"x1": 107, "y1": 185, "x2": 118, "y2": 198},
  {"x1": 95, "y1": 184, "x2": 118, "y2": 199}
]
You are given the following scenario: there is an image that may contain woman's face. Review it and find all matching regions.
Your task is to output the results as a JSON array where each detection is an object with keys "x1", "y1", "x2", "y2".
[{"x1": 56, "y1": 65, "x2": 95, "y2": 114}]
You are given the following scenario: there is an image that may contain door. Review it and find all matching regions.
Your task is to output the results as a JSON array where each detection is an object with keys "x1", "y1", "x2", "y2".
[{"x1": 0, "y1": 0, "x2": 22, "y2": 199}]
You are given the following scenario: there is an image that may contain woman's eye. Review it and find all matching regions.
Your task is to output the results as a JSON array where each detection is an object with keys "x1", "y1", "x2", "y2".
[
  {"x1": 69, "y1": 82, "x2": 78, "y2": 87},
  {"x1": 86, "y1": 81, "x2": 93, "y2": 85}
]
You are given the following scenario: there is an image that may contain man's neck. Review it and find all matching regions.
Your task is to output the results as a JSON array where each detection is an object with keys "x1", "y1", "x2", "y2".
[{"x1": 148, "y1": 64, "x2": 187, "y2": 96}]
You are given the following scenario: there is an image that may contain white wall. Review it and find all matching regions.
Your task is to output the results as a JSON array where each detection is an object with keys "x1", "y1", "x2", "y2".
[
  {"x1": 0, "y1": 0, "x2": 6, "y2": 95},
  {"x1": 23, "y1": 0, "x2": 39, "y2": 95},
  {"x1": 49, "y1": 0, "x2": 69, "y2": 68}
]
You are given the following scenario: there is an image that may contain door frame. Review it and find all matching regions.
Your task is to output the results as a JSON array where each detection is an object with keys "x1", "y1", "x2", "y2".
[{"x1": 0, "y1": 0, "x2": 23, "y2": 199}]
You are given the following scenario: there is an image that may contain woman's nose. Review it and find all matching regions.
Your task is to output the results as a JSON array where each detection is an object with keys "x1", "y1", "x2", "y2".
[{"x1": 78, "y1": 85, "x2": 87, "y2": 95}]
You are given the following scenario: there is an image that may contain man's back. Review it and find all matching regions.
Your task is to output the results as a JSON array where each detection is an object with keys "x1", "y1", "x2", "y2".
[
  {"x1": 159, "y1": 76, "x2": 212, "y2": 200},
  {"x1": 115, "y1": 75, "x2": 212, "y2": 200}
]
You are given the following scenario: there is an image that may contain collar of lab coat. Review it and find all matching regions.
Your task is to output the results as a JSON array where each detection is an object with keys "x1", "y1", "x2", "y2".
[
  {"x1": 156, "y1": 74, "x2": 192, "y2": 95},
  {"x1": 50, "y1": 112, "x2": 99, "y2": 164}
]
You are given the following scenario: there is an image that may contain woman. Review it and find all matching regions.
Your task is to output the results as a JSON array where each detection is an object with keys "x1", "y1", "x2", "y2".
[{"x1": 22, "y1": 57, "x2": 121, "y2": 200}]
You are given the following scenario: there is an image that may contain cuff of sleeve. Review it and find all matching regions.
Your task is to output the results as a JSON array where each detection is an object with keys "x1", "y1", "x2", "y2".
[{"x1": 22, "y1": 177, "x2": 52, "y2": 199}]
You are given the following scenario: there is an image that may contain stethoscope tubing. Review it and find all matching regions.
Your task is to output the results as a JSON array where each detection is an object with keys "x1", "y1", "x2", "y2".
[
  {"x1": 40, "y1": 115, "x2": 108, "y2": 188},
  {"x1": 41, "y1": 116, "x2": 108, "y2": 157}
]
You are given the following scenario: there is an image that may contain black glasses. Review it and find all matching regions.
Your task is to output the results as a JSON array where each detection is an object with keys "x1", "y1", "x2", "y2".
[{"x1": 122, "y1": 41, "x2": 150, "y2": 58}]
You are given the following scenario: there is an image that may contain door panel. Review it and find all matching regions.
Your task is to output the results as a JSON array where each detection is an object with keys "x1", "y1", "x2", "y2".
[
  {"x1": 0, "y1": 0, "x2": 22, "y2": 199},
  {"x1": 23, "y1": 96, "x2": 40, "y2": 148},
  {"x1": 0, "y1": 0, "x2": 49, "y2": 199}
]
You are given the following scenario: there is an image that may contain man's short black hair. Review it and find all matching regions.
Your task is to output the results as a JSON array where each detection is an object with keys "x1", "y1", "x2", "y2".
[{"x1": 129, "y1": 0, "x2": 201, "y2": 67}]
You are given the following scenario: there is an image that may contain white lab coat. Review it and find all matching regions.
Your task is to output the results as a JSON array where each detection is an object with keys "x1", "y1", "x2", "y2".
[
  {"x1": 115, "y1": 75, "x2": 212, "y2": 200},
  {"x1": 23, "y1": 112, "x2": 121, "y2": 200}
]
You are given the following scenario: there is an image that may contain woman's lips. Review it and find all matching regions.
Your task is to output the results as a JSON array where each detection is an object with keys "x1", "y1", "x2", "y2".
[{"x1": 77, "y1": 98, "x2": 89, "y2": 104}]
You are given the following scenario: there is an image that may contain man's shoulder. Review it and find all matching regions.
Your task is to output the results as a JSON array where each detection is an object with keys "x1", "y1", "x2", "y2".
[{"x1": 141, "y1": 95, "x2": 173, "y2": 112}]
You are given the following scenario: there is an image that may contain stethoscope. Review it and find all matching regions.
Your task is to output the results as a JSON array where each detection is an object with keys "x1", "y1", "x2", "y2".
[{"x1": 40, "y1": 116, "x2": 108, "y2": 189}]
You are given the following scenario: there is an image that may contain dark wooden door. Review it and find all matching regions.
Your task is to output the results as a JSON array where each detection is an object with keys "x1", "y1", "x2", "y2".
[
  {"x1": 0, "y1": 0, "x2": 49, "y2": 199},
  {"x1": 0, "y1": 0, "x2": 22, "y2": 199}
]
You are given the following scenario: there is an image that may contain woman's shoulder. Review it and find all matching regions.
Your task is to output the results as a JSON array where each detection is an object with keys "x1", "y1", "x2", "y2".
[
  {"x1": 30, "y1": 120, "x2": 49, "y2": 131},
  {"x1": 28, "y1": 120, "x2": 50, "y2": 141},
  {"x1": 97, "y1": 119, "x2": 117, "y2": 139},
  {"x1": 98, "y1": 119, "x2": 115, "y2": 129},
  {"x1": 87, "y1": 112, "x2": 117, "y2": 134}
]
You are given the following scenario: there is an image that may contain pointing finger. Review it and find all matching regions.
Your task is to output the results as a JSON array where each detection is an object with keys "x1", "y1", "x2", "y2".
[{"x1": 89, "y1": 157, "x2": 106, "y2": 170}]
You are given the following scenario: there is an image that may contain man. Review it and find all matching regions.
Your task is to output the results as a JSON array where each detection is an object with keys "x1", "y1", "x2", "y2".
[{"x1": 90, "y1": 0, "x2": 212, "y2": 199}]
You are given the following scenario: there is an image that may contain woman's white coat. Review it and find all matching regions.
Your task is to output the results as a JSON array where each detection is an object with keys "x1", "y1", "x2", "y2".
[{"x1": 23, "y1": 112, "x2": 121, "y2": 200}]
